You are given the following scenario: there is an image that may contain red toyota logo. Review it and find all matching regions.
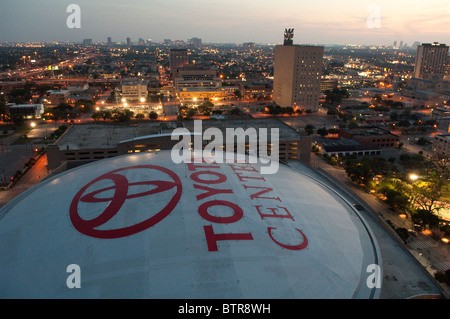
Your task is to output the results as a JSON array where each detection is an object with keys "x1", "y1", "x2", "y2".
[{"x1": 70, "y1": 165, "x2": 182, "y2": 239}]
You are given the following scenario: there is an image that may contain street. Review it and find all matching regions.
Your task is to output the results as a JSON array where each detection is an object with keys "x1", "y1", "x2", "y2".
[
  {"x1": 306, "y1": 152, "x2": 450, "y2": 297},
  {"x1": 0, "y1": 153, "x2": 49, "y2": 208}
]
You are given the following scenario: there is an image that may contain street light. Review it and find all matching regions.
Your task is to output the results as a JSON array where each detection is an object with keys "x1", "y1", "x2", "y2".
[
  {"x1": 409, "y1": 173, "x2": 418, "y2": 181},
  {"x1": 30, "y1": 121, "x2": 36, "y2": 128}
]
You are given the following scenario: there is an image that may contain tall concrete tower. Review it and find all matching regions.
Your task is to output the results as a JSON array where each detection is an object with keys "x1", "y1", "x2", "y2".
[{"x1": 273, "y1": 29, "x2": 324, "y2": 111}]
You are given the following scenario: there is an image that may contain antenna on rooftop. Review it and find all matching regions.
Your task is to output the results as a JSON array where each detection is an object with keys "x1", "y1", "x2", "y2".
[{"x1": 284, "y1": 28, "x2": 294, "y2": 46}]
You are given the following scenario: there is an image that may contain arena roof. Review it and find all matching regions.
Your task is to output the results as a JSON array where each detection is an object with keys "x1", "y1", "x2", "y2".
[{"x1": 0, "y1": 151, "x2": 381, "y2": 298}]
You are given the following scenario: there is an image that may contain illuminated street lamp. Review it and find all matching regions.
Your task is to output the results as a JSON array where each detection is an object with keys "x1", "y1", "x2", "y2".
[
  {"x1": 409, "y1": 173, "x2": 418, "y2": 181},
  {"x1": 30, "y1": 121, "x2": 36, "y2": 128}
]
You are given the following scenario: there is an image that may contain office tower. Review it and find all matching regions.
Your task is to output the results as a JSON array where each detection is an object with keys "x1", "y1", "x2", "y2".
[
  {"x1": 413, "y1": 42, "x2": 449, "y2": 80},
  {"x1": 82, "y1": 38, "x2": 93, "y2": 46},
  {"x1": 169, "y1": 48, "x2": 189, "y2": 74},
  {"x1": 126, "y1": 37, "x2": 131, "y2": 48},
  {"x1": 188, "y1": 37, "x2": 202, "y2": 49},
  {"x1": 273, "y1": 29, "x2": 324, "y2": 111},
  {"x1": 107, "y1": 37, "x2": 112, "y2": 46}
]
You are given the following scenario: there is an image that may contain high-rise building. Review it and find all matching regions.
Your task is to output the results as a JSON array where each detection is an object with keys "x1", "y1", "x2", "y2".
[
  {"x1": 126, "y1": 37, "x2": 131, "y2": 48},
  {"x1": 107, "y1": 37, "x2": 112, "y2": 46},
  {"x1": 82, "y1": 38, "x2": 93, "y2": 46},
  {"x1": 188, "y1": 37, "x2": 202, "y2": 49},
  {"x1": 169, "y1": 48, "x2": 189, "y2": 74},
  {"x1": 273, "y1": 29, "x2": 324, "y2": 111},
  {"x1": 413, "y1": 42, "x2": 449, "y2": 80}
]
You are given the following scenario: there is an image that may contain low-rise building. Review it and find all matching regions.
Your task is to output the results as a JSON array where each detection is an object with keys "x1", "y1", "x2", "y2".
[
  {"x1": 118, "y1": 81, "x2": 148, "y2": 102},
  {"x1": 322, "y1": 140, "x2": 381, "y2": 158},
  {"x1": 6, "y1": 103, "x2": 44, "y2": 119},
  {"x1": 46, "y1": 118, "x2": 309, "y2": 169},
  {"x1": 237, "y1": 81, "x2": 272, "y2": 100},
  {"x1": 339, "y1": 127, "x2": 400, "y2": 148},
  {"x1": 432, "y1": 133, "x2": 450, "y2": 157},
  {"x1": 47, "y1": 90, "x2": 70, "y2": 105},
  {"x1": 174, "y1": 67, "x2": 226, "y2": 103}
]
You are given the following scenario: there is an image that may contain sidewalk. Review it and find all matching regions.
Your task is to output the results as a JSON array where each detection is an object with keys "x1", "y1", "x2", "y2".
[
  {"x1": 307, "y1": 153, "x2": 450, "y2": 298},
  {"x1": 0, "y1": 153, "x2": 50, "y2": 208}
]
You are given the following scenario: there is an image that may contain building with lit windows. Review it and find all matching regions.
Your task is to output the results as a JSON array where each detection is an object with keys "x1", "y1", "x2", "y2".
[
  {"x1": 46, "y1": 118, "x2": 307, "y2": 170},
  {"x1": 237, "y1": 81, "x2": 272, "y2": 100},
  {"x1": 413, "y1": 43, "x2": 449, "y2": 81},
  {"x1": 118, "y1": 81, "x2": 148, "y2": 102},
  {"x1": 273, "y1": 39, "x2": 324, "y2": 111},
  {"x1": 169, "y1": 48, "x2": 189, "y2": 76},
  {"x1": 6, "y1": 103, "x2": 44, "y2": 119},
  {"x1": 47, "y1": 90, "x2": 70, "y2": 105},
  {"x1": 174, "y1": 67, "x2": 226, "y2": 103}
]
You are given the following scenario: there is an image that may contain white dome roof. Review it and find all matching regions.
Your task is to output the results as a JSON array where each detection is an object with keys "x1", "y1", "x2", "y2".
[{"x1": 0, "y1": 151, "x2": 381, "y2": 298}]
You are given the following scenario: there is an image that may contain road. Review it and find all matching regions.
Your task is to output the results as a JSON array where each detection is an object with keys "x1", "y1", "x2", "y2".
[
  {"x1": 0, "y1": 153, "x2": 49, "y2": 208},
  {"x1": 307, "y1": 152, "x2": 450, "y2": 297}
]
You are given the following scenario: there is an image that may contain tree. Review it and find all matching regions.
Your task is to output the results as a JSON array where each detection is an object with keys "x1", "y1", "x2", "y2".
[
  {"x1": 379, "y1": 186, "x2": 410, "y2": 212},
  {"x1": 409, "y1": 156, "x2": 450, "y2": 214},
  {"x1": 304, "y1": 124, "x2": 315, "y2": 135},
  {"x1": 198, "y1": 102, "x2": 213, "y2": 115},
  {"x1": 324, "y1": 88, "x2": 349, "y2": 105},
  {"x1": 411, "y1": 209, "x2": 440, "y2": 229},
  {"x1": 316, "y1": 127, "x2": 328, "y2": 137},
  {"x1": 112, "y1": 109, "x2": 133, "y2": 122},
  {"x1": 344, "y1": 156, "x2": 392, "y2": 185},
  {"x1": 149, "y1": 111, "x2": 158, "y2": 120},
  {"x1": 75, "y1": 99, "x2": 95, "y2": 112},
  {"x1": 91, "y1": 111, "x2": 101, "y2": 121},
  {"x1": 101, "y1": 110, "x2": 112, "y2": 121}
]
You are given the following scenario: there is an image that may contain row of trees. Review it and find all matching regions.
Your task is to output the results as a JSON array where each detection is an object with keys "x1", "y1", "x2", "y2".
[
  {"x1": 304, "y1": 124, "x2": 339, "y2": 136},
  {"x1": 178, "y1": 102, "x2": 243, "y2": 120},
  {"x1": 91, "y1": 109, "x2": 159, "y2": 122},
  {"x1": 343, "y1": 154, "x2": 450, "y2": 230}
]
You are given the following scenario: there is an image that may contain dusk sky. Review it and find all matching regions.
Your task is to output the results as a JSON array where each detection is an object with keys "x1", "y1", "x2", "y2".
[{"x1": 1, "y1": 0, "x2": 449, "y2": 45}]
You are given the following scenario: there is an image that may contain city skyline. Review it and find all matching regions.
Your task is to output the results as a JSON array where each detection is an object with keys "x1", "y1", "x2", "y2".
[{"x1": 1, "y1": 0, "x2": 449, "y2": 45}]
